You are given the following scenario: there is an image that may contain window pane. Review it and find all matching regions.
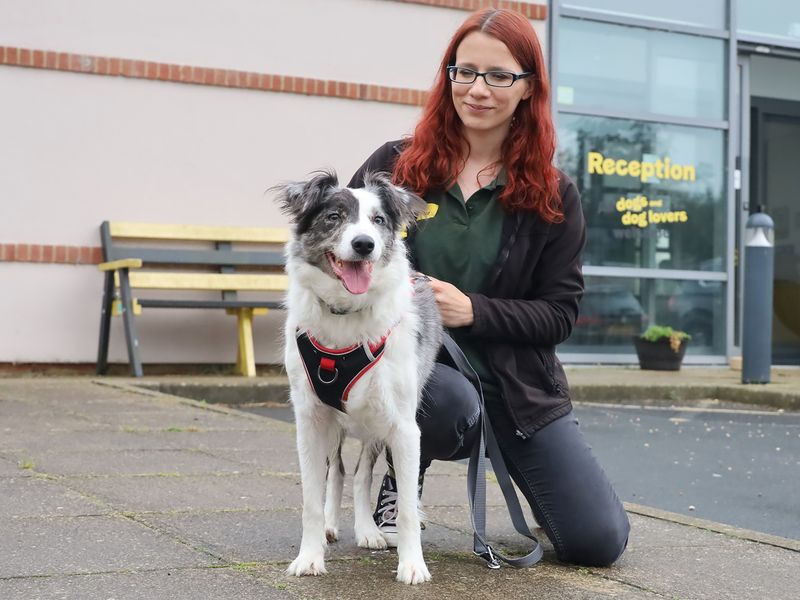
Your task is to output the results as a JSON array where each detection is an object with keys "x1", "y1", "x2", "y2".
[
  {"x1": 557, "y1": 114, "x2": 727, "y2": 271},
  {"x1": 562, "y1": 276, "x2": 726, "y2": 355},
  {"x1": 561, "y1": 0, "x2": 726, "y2": 29},
  {"x1": 557, "y1": 18, "x2": 726, "y2": 120},
  {"x1": 737, "y1": 0, "x2": 800, "y2": 45}
]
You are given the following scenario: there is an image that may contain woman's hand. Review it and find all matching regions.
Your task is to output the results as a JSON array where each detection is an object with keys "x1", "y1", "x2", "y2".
[{"x1": 429, "y1": 277, "x2": 474, "y2": 327}]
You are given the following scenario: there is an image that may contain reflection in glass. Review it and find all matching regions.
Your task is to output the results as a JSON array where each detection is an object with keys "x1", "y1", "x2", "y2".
[
  {"x1": 557, "y1": 18, "x2": 726, "y2": 120},
  {"x1": 561, "y1": 0, "x2": 725, "y2": 29},
  {"x1": 557, "y1": 113, "x2": 727, "y2": 272},
  {"x1": 759, "y1": 112, "x2": 800, "y2": 363},
  {"x1": 563, "y1": 276, "x2": 726, "y2": 355},
  {"x1": 737, "y1": 0, "x2": 800, "y2": 45}
]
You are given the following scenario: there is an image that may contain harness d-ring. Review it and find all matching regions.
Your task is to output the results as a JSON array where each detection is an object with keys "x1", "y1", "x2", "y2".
[{"x1": 317, "y1": 365, "x2": 339, "y2": 384}]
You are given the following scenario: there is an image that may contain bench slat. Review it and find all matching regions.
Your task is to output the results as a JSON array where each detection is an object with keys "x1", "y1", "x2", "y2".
[
  {"x1": 123, "y1": 272, "x2": 288, "y2": 291},
  {"x1": 138, "y1": 299, "x2": 282, "y2": 309},
  {"x1": 108, "y1": 221, "x2": 290, "y2": 243},
  {"x1": 105, "y1": 247, "x2": 285, "y2": 267}
]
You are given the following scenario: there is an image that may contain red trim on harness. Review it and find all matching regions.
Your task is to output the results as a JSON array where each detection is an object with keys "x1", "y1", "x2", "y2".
[
  {"x1": 367, "y1": 339, "x2": 384, "y2": 354},
  {"x1": 307, "y1": 334, "x2": 359, "y2": 355},
  {"x1": 307, "y1": 332, "x2": 390, "y2": 355},
  {"x1": 319, "y1": 356, "x2": 336, "y2": 372},
  {"x1": 342, "y1": 351, "x2": 386, "y2": 402}
]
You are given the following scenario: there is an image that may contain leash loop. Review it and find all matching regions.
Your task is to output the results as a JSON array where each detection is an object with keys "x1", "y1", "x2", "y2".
[
  {"x1": 316, "y1": 364, "x2": 339, "y2": 384},
  {"x1": 439, "y1": 333, "x2": 544, "y2": 570}
]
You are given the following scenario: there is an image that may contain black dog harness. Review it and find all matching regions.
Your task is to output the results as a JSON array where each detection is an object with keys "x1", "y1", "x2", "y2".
[{"x1": 296, "y1": 330, "x2": 389, "y2": 412}]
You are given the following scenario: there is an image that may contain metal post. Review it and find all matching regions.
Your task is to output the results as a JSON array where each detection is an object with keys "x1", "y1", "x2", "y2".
[
  {"x1": 741, "y1": 212, "x2": 774, "y2": 384},
  {"x1": 96, "y1": 270, "x2": 114, "y2": 374}
]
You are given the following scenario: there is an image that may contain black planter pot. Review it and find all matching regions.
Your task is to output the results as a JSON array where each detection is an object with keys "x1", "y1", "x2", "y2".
[{"x1": 633, "y1": 337, "x2": 688, "y2": 371}]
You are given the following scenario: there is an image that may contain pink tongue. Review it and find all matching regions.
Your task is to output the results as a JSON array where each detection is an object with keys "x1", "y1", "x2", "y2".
[{"x1": 340, "y1": 261, "x2": 372, "y2": 294}]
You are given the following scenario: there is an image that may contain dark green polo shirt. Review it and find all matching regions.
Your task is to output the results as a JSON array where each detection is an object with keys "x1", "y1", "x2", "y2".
[{"x1": 412, "y1": 174, "x2": 506, "y2": 398}]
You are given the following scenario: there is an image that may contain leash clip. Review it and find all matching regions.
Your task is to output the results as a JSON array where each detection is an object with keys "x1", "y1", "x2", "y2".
[{"x1": 475, "y1": 546, "x2": 501, "y2": 570}]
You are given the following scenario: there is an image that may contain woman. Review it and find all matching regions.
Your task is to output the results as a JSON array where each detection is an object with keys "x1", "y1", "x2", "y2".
[{"x1": 348, "y1": 8, "x2": 629, "y2": 567}]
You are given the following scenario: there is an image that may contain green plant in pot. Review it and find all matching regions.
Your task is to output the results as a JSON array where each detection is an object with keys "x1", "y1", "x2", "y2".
[{"x1": 634, "y1": 325, "x2": 691, "y2": 371}]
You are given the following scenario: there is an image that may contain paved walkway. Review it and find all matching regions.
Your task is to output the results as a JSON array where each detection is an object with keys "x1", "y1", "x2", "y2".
[{"x1": 1, "y1": 377, "x2": 798, "y2": 599}]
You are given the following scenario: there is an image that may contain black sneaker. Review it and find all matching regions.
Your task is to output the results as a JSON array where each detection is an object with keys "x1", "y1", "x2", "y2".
[{"x1": 373, "y1": 468, "x2": 425, "y2": 548}]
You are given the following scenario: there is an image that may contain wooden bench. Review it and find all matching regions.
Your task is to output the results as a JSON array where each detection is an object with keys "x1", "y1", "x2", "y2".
[{"x1": 96, "y1": 221, "x2": 289, "y2": 377}]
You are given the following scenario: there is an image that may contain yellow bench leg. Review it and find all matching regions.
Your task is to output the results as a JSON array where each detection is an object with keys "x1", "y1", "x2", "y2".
[
  {"x1": 236, "y1": 308, "x2": 256, "y2": 377},
  {"x1": 228, "y1": 307, "x2": 269, "y2": 377}
]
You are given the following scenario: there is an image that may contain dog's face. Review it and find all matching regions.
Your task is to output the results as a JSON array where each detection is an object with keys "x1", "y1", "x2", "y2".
[{"x1": 276, "y1": 170, "x2": 426, "y2": 295}]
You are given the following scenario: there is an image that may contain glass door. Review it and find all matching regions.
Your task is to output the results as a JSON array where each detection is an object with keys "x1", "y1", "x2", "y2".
[{"x1": 749, "y1": 96, "x2": 800, "y2": 364}]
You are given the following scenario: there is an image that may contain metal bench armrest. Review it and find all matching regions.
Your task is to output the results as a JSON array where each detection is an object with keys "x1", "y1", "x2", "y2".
[{"x1": 98, "y1": 258, "x2": 143, "y2": 271}]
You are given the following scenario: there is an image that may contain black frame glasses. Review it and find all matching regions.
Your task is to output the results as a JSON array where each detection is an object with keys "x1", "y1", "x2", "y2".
[{"x1": 446, "y1": 65, "x2": 533, "y2": 88}]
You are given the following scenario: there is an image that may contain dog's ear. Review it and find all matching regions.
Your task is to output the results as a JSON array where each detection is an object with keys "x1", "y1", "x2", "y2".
[
  {"x1": 271, "y1": 170, "x2": 339, "y2": 224},
  {"x1": 363, "y1": 171, "x2": 427, "y2": 231}
]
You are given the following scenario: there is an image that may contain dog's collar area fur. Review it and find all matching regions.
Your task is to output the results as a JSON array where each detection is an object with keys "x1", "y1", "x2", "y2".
[
  {"x1": 317, "y1": 274, "x2": 425, "y2": 315},
  {"x1": 295, "y1": 329, "x2": 390, "y2": 412},
  {"x1": 318, "y1": 297, "x2": 366, "y2": 315}
]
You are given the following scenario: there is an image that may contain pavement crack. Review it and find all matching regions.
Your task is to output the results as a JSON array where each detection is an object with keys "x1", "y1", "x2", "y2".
[
  {"x1": 118, "y1": 511, "x2": 229, "y2": 564},
  {"x1": 0, "y1": 565, "x2": 226, "y2": 582},
  {"x1": 576, "y1": 567, "x2": 676, "y2": 599}
]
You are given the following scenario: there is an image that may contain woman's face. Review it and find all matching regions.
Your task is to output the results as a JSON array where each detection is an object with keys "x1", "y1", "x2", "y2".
[{"x1": 450, "y1": 31, "x2": 532, "y2": 139}]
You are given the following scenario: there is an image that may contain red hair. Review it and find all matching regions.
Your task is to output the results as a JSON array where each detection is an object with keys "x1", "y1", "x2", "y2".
[{"x1": 393, "y1": 8, "x2": 562, "y2": 222}]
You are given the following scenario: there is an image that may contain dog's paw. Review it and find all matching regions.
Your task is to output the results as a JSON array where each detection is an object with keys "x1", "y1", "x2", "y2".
[
  {"x1": 355, "y1": 525, "x2": 388, "y2": 550},
  {"x1": 396, "y1": 558, "x2": 431, "y2": 585},
  {"x1": 325, "y1": 527, "x2": 339, "y2": 543},
  {"x1": 286, "y1": 552, "x2": 327, "y2": 577}
]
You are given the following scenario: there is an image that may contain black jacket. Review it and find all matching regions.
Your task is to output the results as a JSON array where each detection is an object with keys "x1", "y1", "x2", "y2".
[{"x1": 349, "y1": 140, "x2": 586, "y2": 438}]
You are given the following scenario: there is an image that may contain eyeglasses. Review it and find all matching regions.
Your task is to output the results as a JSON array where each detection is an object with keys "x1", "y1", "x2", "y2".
[{"x1": 446, "y1": 65, "x2": 533, "y2": 88}]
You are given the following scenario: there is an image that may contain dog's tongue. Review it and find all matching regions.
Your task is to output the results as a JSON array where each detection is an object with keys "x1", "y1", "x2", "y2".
[{"x1": 340, "y1": 260, "x2": 373, "y2": 295}]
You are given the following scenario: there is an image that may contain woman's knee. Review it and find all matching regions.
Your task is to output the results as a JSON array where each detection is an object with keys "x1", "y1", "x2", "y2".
[
  {"x1": 557, "y1": 512, "x2": 630, "y2": 567},
  {"x1": 417, "y1": 364, "x2": 480, "y2": 461}
]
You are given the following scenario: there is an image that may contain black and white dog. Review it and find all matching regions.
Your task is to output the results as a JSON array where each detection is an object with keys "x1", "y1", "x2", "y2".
[{"x1": 276, "y1": 171, "x2": 442, "y2": 584}]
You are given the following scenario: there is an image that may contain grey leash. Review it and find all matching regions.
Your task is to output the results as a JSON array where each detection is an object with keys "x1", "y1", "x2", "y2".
[{"x1": 440, "y1": 334, "x2": 543, "y2": 569}]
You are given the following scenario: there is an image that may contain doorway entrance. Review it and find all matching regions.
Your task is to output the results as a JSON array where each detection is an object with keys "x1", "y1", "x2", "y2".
[{"x1": 740, "y1": 55, "x2": 800, "y2": 364}]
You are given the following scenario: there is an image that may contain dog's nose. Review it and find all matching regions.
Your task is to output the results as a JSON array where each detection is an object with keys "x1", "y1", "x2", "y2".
[{"x1": 351, "y1": 235, "x2": 375, "y2": 257}]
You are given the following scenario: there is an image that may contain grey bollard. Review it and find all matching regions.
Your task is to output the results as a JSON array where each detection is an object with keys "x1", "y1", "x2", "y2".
[{"x1": 742, "y1": 212, "x2": 775, "y2": 384}]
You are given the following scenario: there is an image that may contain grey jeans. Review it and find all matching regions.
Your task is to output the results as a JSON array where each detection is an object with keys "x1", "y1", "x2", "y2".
[{"x1": 417, "y1": 363, "x2": 630, "y2": 567}]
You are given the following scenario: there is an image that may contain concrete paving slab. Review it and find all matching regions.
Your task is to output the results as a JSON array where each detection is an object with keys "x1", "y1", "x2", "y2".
[
  {"x1": 0, "y1": 454, "x2": 24, "y2": 476},
  {"x1": 67, "y1": 472, "x2": 301, "y2": 512},
  {"x1": 605, "y1": 539, "x2": 800, "y2": 600},
  {"x1": 116, "y1": 428, "x2": 296, "y2": 452},
  {"x1": 0, "y1": 379, "x2": 135, "y2": 402},
  {"x1": 2, "y1": 378, "x2": 798, "y2": 600},
  {"x1": 209, "y1": 447, "x2": 301, "y2": 474},
  {"x1": 208, "y1": 435, "x2": 371, "y2": 477},
  {"x1": 1, "y1": 412, "x2": 111, "y2": 434},
  {"x1": 0, "y1": 568, "x2": 294, "y2": 600},
  {"x1": 422, "y1": 472, "x2": 517, "y2": 508},
  {"x1": 0, "y1": 476, "x2": 109, "y2": 518},
  {"x1": 1, "y1": 515, "x2": 221, "y2": 578},
  {"x1": 142, "y1": 507, "x2": 474, "y2": 564},
  {"x1": 624, "y1": 512, "x2": 754, "y2": 548},
  {"x1": 0, "y1": 429, "x2": 191, "y2": 453},
  {"x1": 27, "y1": 448, "x2": 250, "y2": 477},
  {"x1": 61, "y1": 401, "x2": 227, "y2": 419},
  {"x1": 424, "y1": 505, "x2": 551, "y2": 553},
  {"x1": 0, "y1": 397, "x2": 105, "y2": 419},
  {"x1": 141, "y1": 508, "x2": 308, "y2": 563},
  {"x1": 83, "y1": 406, "x2": 263, "y2": 431},
  {"x1": 253, "y1": 555, "x2": 663, "y2": 600}
]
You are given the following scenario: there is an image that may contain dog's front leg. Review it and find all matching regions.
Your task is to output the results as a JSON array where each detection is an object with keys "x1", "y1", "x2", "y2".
[
  {"x1": 324, "y1": 438, "x2": 344, "y2": 543},
  {"x1": 353, "y1": 441, "x2": 387, "y2": 549},
  {"x1": 287, "y1": 407, "x2": 336, "y2": 577},
  {"x1": 389, "y1": 421, "x2": 431, "y2": 584}
]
